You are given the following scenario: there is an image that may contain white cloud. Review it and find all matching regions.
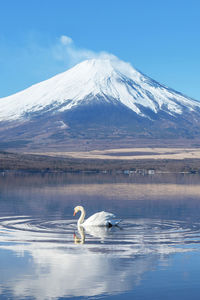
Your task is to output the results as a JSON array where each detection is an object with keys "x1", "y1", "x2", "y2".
[
  {"x1": 52, "y1": 35, "x2": 119, "y2": 68},
  {"x1": 60, "y1": 35, "x2": 73, "y2": 46}
]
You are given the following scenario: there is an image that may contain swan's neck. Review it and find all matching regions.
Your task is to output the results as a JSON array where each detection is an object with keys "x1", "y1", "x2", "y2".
[{"x1": 78, "y1": 207, "x2": 86, "y2": 226}]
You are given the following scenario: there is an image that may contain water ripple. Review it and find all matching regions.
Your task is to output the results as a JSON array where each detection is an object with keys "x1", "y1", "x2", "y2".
[{"x1": 0, "y1": 216, "x2": 200, "y2": 255}]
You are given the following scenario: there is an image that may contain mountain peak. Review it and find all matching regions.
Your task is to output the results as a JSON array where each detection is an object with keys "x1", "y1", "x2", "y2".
[
  {"x1": 65, "y1": 58, "x2": 117, "y2": 82},
  {"x1": 70, "y1": 57, "x2": 141, "y2": 81}
]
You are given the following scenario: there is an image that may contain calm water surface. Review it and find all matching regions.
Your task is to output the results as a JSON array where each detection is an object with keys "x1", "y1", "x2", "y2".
[{"x1": 0, "y1": 173, "x2": 200, "y2": 300}]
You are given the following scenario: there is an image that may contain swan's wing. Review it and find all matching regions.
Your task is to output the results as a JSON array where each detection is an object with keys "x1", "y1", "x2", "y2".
[{"x1": 83, "y1": 211, "x2": 116, "y2": 226}]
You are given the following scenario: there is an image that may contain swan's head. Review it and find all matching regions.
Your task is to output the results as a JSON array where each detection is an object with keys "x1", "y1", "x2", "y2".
[{"x1": 73, "y1": 206, "x2": 83, "y2": 216}]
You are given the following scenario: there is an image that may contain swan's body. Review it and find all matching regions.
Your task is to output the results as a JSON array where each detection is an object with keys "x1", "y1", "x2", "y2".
[{"x1": 73, "y1": 206, "x2": 121, "y2": 227}]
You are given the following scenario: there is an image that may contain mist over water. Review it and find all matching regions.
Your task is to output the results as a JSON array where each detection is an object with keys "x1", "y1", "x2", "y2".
[{"x1": 0, "y1": 173, "x2": 200, "y2": 299}]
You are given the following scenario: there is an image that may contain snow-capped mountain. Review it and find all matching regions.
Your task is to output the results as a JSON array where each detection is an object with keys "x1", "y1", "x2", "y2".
[
  {"x1": 0, "y1": 58, "x2": 200, "y2": 150},
  {"x1": 1, "y1": 58, "x2": 200, "y2": 121}
]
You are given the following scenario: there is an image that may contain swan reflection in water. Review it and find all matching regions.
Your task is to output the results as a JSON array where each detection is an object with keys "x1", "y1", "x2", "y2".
[
  {"x1": 73, "y1": 224, "x2": 121, "y2": 244},
  {"x1": 74, "y1": 226, "x2": 85, "y2": 244}
]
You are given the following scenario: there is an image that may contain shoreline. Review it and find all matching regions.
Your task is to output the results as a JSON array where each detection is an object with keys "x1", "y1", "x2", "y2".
[{"x1": 1, "y1": 150, "x2": 200, "y2": 174}]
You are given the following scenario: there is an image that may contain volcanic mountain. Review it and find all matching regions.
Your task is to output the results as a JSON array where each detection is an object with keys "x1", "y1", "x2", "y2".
[{"x1": 0, "y1": 58, "x2": 200, "y2": 150}]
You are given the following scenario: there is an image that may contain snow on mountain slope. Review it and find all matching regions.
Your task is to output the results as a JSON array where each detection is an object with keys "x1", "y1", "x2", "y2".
[{"x1": 0, "y1": 58, "x2": 200, "y2": 122}]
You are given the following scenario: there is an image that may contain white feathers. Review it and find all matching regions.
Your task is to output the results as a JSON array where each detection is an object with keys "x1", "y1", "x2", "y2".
[{"x1": 83, "y1": 211, "x2": 119, "y2": 227}]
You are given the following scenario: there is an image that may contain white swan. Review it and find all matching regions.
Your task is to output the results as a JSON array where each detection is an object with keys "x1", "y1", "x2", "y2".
[{"x1": 73, "y1": 205, "x2": 121, "y2": 227}]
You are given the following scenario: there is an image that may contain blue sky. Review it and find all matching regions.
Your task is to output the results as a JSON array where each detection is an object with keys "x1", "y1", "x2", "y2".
[{"x1": 0, "y1": 0, "x2": 200, "y2": 100}]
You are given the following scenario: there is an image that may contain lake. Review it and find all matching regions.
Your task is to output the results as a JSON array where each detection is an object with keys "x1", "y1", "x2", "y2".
[{"x1": 0, "y1": 172, "x2": 200, "y2": 300}]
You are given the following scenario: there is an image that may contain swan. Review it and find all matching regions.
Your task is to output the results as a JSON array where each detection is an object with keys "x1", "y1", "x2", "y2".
[{"x1": 73, "y1": 205, "x2": 121, "y2": 227}]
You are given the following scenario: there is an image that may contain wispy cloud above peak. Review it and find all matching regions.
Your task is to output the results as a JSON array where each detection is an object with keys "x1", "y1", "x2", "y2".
[
  {"x1": 53, "y1": 35, "x2": 137, "y2": 78},
  {"x1": 53, "y1": 35, "x2": 119, "y2": 68},
  {"x1": 60, "y1": 35, "x2": 73, "y2": 46}
]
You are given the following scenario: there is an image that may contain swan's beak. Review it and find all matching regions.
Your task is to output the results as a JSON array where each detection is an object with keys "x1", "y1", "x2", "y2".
[{"x1": 73, "y1": 211, "x2": 76, "y2": 216}]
